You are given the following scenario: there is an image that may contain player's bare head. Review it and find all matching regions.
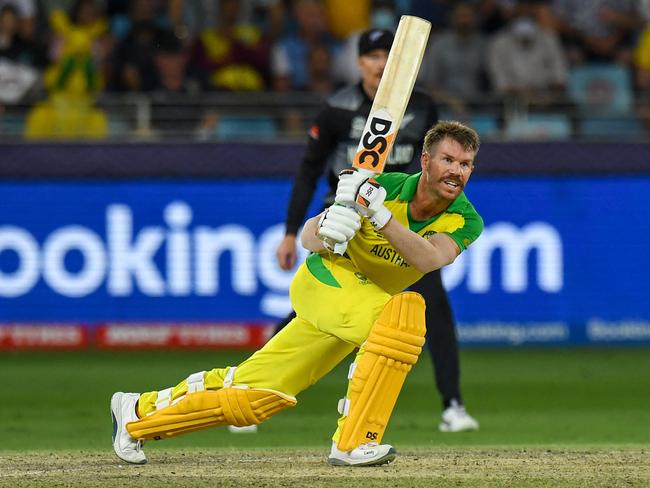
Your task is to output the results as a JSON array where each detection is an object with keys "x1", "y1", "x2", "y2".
[{"x1": 423, "y1": 121, "x2": 480, "y2": 158}]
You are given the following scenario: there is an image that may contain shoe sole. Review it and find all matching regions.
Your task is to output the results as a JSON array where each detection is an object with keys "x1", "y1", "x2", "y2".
[
  {"x1": 439, "y1": 422, "x2": 479, "y2": 433},
  {"x1": 327, "y1": 447, "x2": 397, "y2": 467},
  {"x1": 111, "y1": 393, "x2": 147, "y2": 465}
]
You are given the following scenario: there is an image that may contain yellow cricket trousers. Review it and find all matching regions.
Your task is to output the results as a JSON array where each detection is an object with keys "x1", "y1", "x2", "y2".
[{"x1": 137, "y1": 254, "x2": 392, "y2": 440}]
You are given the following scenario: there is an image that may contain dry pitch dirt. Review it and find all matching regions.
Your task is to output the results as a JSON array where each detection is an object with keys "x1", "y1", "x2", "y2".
[{"x1": 0, "y1": 448, "x2": 648, "y2": 488}]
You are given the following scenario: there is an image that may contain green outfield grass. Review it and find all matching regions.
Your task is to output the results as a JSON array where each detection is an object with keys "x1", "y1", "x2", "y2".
[{"x1": 1, "y1": 347, "x2": 649, "y2": 452}]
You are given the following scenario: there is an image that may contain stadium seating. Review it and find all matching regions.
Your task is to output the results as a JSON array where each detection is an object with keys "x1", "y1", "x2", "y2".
[
  {"x1": 215, "y1": 115, "x2": 278, "y2": 141},
  {"x1": 568, "y1": 64, "x2": 633, "y2": 116},
  {"x1": 505, "y1": 113, "x2": 571, "y2": 140}
]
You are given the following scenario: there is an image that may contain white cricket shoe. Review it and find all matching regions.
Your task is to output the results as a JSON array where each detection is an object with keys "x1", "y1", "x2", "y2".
[
  {"x1": 228, "y1": 425, "x2": 258, "y2": 433},
  {"x1": 111, "y1": 392, "x2": 147, "y2": 464},
  {"x1": 439, "y1": 401, "x2": 479, "y2": 433},
  {"x1": 327, "y1": 442, "x2": 397, "y2": 467}
]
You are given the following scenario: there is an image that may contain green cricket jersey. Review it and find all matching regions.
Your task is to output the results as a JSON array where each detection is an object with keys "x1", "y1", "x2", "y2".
[{"x1": 328, "y1": 171, "x2": 483, "y2": 295}]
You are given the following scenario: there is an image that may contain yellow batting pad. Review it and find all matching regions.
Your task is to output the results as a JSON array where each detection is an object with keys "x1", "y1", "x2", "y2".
[
  {"x1": 127, "y1": 387, "x2": 297, "y2": 441},
  {"x1": 337, "y1": 292, "x2": 426, "y2": 451}
]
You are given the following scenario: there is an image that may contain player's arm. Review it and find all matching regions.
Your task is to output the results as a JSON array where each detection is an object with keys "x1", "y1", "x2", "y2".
[
  {"x1": 300, "y1": 213, "x2": 327, "y2": 252},
  {"x1": 336, "y1": 170, "x2": 458, "y2": 273},
  {"x1": 380, "y1": 219, "x2": 459, "y2": 273}
]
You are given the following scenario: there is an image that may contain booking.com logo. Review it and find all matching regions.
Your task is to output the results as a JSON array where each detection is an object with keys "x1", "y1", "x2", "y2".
[{"x1": 0, "y1": 201, "x2": 563, "y2": 317}]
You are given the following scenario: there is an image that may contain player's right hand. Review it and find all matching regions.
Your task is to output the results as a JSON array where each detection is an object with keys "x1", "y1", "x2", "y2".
[{"x1": 316, "y1": 204, "x2": 361, "y2": 250}]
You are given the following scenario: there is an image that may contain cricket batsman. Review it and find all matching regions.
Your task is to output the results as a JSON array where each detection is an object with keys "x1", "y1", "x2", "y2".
[{"x1": 111, "y1": 120, "x2": 483, "y2": 467}]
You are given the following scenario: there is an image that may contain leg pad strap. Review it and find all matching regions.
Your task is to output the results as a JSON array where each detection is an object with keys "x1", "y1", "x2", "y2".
[{"x1": 127, "y1": 387, "x2": 297, "y2": 440}]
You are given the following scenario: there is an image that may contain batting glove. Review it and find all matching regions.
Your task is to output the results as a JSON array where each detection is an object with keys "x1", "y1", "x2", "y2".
[
  {"x1": 317, "y1": 204, "x2": 361, "y2": 250},
  {"x1": 335, "y1": 168, "x2": 371, "y2": 206},
  {"x1": 336, "y1": 169, "x2": 392, "y2": 230}
]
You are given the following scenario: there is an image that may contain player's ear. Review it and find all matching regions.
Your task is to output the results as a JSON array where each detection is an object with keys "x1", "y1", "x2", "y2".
[{"x1": 420, "y1": 152, "x2": 429, "y2": 171}]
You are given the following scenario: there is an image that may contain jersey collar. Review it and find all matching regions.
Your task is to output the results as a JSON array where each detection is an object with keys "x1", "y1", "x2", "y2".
[{"x1": 399, "y1": 172, "x2": 422, "y2": 202}]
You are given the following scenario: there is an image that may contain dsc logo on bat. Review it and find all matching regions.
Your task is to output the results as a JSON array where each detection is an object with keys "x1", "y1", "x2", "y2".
[{"x1": 354, "y1": 109, "x2": 395, "y2": 171}]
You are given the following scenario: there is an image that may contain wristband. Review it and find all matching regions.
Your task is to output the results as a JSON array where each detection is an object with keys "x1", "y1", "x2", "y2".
[{"x1": 369, "y1": 206, "x2": 392, "y2": 230}]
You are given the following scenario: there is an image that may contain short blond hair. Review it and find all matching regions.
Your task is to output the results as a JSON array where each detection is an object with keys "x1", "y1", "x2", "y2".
[{"x1": 423, "y1": 120, "x2": 480, "y2": 156}]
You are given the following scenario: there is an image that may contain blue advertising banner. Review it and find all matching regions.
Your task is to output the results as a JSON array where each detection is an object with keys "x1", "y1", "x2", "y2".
[{"x1": 0, "y1": 177, "x2": 648, "y2": 346}]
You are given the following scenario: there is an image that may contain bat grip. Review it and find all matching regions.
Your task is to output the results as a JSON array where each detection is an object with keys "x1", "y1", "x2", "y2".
[
  {"x1": 327, "y1": 168, "x2": 376, "y2": 256},
  {"x1": 333, "y1": 241, "x2": 348, "y2": 255}
]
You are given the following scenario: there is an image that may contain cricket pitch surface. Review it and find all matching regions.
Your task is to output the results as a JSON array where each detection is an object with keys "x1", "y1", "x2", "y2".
[{"x1": 1, "y1": 448, "x2": 647, "y2": 487}]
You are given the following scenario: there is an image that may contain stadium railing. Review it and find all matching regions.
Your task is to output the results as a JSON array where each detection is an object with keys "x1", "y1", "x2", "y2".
[{"x1": 0, "y1": 90, "x2": 648, "y2": 142}]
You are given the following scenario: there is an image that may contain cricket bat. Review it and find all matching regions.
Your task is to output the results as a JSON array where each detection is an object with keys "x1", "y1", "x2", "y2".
[{"x1": 333, "y1": 15, "x2": 431, "y2": 254}]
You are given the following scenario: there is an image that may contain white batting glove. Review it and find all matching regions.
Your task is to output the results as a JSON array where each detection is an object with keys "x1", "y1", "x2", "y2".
[
  {"x1": 317, "y1": 204, "x2": 361, "y2": 250},
  {"x1": 335, "y1": 168, "x2": 371, "y2": 206},
  {"x1": 336, "y1": 169, "x2": 392, "y2": 230}
]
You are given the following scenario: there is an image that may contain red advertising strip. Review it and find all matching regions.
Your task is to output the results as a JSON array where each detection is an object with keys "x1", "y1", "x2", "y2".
[
  {"x1": 0, "y1": 323, "x2": 88, "y2": 349},
  {"x1": 0, "y1": 322, "x2": 273, "y2": 350},
  {"x1": 96, "y1": 323, "x2": 274, "y2": 349}
]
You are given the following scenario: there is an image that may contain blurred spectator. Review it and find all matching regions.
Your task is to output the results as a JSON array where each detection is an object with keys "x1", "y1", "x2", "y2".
[
  {"x1": 190, "y1": 0, "x2": 270, "y2": 91},
  {"x1": 0, "y1": 4, "x2": 44, "y2": 66},
  {"x1": 408, "y1": 0, "x2": 454, "y2": 30},
  {"x1": 323, "y1": 0, "x2": 370, "y2": 40},
  {"x1": 306, "y1": 43, "x2": 334, "y2": 95},
  {"x1": 636, "y1": 0, "x2": 650, "y2": 82},
  {"x1": 188, "y1": 0, "x2": 285, "y2": 41},
  {"x1": 46, "y1": 0, "x2": 109, "y2": 94},
  {"x1": 551, "y1": 0, "x2": 642, "y2": 64},
  {"x1": 418, "y1": 2, "x2": 487, "y2": 114},
  {"x1": 476, "y1": 0, "x2": 516, "y2": 35},
  {"x1": 24, "y1": 0, "x2": 108, "y2": 139},
  {"x1": 635, "y1": 0, "x2": 650, "y2": 130},
  {"x1": 271, "y1": 0, "x2": 338, "y2": 92},
  {"x1": 487, "y1": 3, "x2": 567, "y2": 105},
  {"x1": 0, "y1": 0, "x2": 35, "y2": 39},
  {"x1": 109, "y1": 1, "x2": 164, "y2": 92},
  {"x1": 151, "y1": 29, "x2": 195, "y2": 93},
  {"x1": 110, "y1": 0, "x2": 165, "y2": 42},
  {"x1": 149, "y1": 30, "x2": 202, "y2": 137},
  {"x1": 0, "y1": 4, "x2": 44, "y2": 103}
]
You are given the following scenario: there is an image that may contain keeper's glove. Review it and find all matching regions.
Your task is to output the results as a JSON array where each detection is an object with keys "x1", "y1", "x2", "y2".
[
  {"x1": 316, "y1": 204, "x2": 361, "y2": 251},
  {"x1": 335, "y1": 168, "x2": 392, "y2": 229}
]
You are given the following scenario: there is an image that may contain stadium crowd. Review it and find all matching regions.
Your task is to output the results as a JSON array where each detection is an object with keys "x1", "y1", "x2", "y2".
[{"x1": 1, "y1": 0, "x2": 650, "y2": 139}]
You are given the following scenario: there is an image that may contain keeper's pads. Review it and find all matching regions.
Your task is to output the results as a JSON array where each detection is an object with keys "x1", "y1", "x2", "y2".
[
  {"x1": 337, "y1": 291, "x2": 426, "y2": 451},
  {"x1": 127, "y1": 384, "x2": 296, "y2": 441}
]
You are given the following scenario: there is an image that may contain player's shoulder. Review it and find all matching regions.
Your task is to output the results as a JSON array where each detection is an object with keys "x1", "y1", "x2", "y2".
[
  {"x1": 449, "y1": 192, "x2": 483, "y2": 228},
  {"x1": 326, "y1": 85, "x2": 364, "y2": 111}
]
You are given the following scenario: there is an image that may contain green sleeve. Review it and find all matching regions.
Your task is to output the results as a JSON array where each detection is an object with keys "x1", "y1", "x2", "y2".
[{"x1": 447, "y1": 205, "x2": 484, "y2": 252}]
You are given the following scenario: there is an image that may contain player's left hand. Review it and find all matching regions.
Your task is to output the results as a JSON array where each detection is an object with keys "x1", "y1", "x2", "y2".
[
  {"x1": 335, "y1": 168, "x2": 370, "y2": 206},
  {"x1": 336, "y1": 169, "x2": 385, "y2": 212},
  {"x1": 336, "y1": 169, "x2": 391, "y2": 228}
]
